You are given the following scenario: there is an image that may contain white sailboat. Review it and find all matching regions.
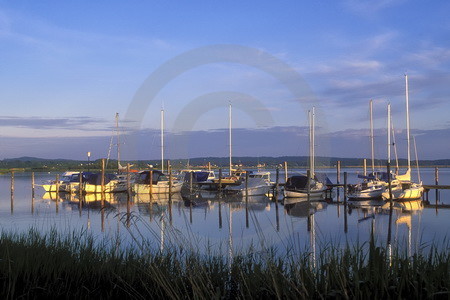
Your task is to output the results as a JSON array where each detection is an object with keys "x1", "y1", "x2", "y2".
[
  {"x1": 383, "y1": 75, "x2": 423, "y2": 200},
  {"x1": 213, "y1": 103, "x2": 244, "y2": 186},
  {"x1": 133, "y1": 109, "x2": 182, "y2": 194},
  {"x1": 349, "y1": 100, "x2": 386, "y2": 200},
  {"x1": 284, "y1": 107, "x2": 326, "y2": 199}
]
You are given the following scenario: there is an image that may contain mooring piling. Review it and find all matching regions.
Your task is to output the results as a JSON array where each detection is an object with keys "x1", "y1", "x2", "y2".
[
  {"x1": 149, "y1": 170, "x2": 153, "y2": 199},
  {"x1": 275, "y1": 167, "x2": 280, "y2": 201},
  {"x1": 435, "y1": 167, "x2": 439, "y2": 203},
  {"x1": 307, "y1": 169, "x2": 311, "y2": 203},
  {"x1": 168, "y1": 163, "x2": 172, "y2": 203},
  {"x1": 31, "y1": 172, "x2": 35, "y2": 199},
  {"x1": 284, "y1": 161, "x2": 288, "y2": 184},
  {"x1": 218, "y1": 168, "x2": 222, "y2": 194},
  {"x1": 343, "y1": 172, "x2": 347, "y2": 204},
  {"x1": 11, "y1": 171, "x2": 15, "y2": 213},
  {"x1": 245, "y1": 171, "x2": 249, "y2": 228}
]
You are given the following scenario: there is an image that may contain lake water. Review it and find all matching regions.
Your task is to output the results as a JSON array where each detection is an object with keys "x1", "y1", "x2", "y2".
[{"x1": 0, "y1": 168, "x2": 449, "y2": 257}]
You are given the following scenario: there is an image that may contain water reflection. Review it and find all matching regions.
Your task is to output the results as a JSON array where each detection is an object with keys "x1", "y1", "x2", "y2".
[{"x1": 1, "y1": 172, "x2": 449, "y2": 258}]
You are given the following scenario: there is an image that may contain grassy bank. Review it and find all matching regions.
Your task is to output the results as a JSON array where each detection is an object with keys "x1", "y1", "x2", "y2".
[{"x1": 0, "y1": 229, "x2": 448, "y2": 299}]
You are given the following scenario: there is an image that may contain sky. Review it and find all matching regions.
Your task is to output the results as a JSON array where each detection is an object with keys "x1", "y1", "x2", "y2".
[{"x1": 0, "y1": 1, "x2": 449, "y2": 161}]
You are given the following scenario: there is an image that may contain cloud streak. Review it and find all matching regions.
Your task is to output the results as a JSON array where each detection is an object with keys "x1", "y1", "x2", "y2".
[{"x1": 0, "y1": 116, "x2": 107, "y2": 131}]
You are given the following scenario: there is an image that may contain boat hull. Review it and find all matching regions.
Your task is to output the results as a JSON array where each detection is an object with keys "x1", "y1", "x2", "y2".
[
  {"x1": 133, "y1": 182, "x2": 183, "y2": 194},
  {"x1": 348, "y1": 188, "x2": 384, "y2": 200},
  {"x1": 226, "y1": 185, "x2": 271, "y2": 197},
  {"x1": 283, "y1": 189, "x2": 325, "y2": 200},
  {"x1": 82, "y1": 181, "x2": 128, "y2": 193}
]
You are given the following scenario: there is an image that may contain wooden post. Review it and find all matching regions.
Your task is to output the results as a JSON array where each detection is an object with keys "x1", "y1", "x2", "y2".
[
  {"x1": 218, "y1": 168, "x2": 222, "y2": 194},
  {"x1": 245, "y1": 171, "x2": 249, "y2": 197},
  {"x1": 363, "y1": 159, "x2": 367, "y2": 176},
  {"x1": 55, "y1": 174, "x2": 59, "y2": 212},
  {"x1": 189, "y1": 195, "x2": 193, "y2": 224},
  {"x1": 218, "y1": 200, "x2": 223, "y2": 229},
  {"x1": 127, "y1": 163, "x2": 131, "y2": 202},
  {"x1": 149, "y1": 170, "x2": 153, "y2": 199},
  {"x1": 275, "y1": 201, "x2": 280, "y2": 232},
  {"x1": 55, "y1": 174, "x2": 60, "y2": 202},
  {"x1": 387, "y1": 162, "x2": 393, "y2": 206},
  {"x1": 79, "y1": 172, "x2": 83, "y2": 214},
  {"x1": 435, "y1": 167, "x2": 439, "y2": 203},
  {"x1": 11, "y1": 171, "x2": 15, "y2": 213},
  {"x1": 336, "y1": 161, "x2": 341, "y2": 185},
  {"x1": 101, "y1": 158, "x2": 105, "y2": 194},
  {"x1": 31, "y1": 172, "x2": 35, "y2": 199},
  {"x1": 275, "y1": 167, "x2": 280, "y2": 202},
  {"x1": 284, "y1": 161, "x2": 288, "y2": 184},
  {"x1": 343, "y1": 172, "x2": 347, "y2": 204},
  {"x1": 245, "y1": 171, "x2": 249, "y2": 228},
  {"x1": 168, "y1": 163, "x2": 172, "y2": 202},
  {"x1": 307, "y1": 169, "x2": 311, "y2": 203},
  {"x1": 189, "y1": 171, "x2": 193, "y2": 195}
]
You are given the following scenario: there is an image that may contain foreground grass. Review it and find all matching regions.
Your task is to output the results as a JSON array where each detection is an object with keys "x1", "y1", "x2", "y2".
[{"x1": 0, "y1": 228, "x2": 448, "y2": 299}]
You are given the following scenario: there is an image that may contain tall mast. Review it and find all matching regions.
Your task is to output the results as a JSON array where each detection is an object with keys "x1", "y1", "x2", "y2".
[
  {"x1": 312, "y1": 107, "x2": 315, "y2": 178},
  {"x1": 413, "y1": 136, "x2": 421, "y2": 183},
  {"x1": 405, "y1": 74, "x2": 411, "y2": 170},
  {"x1": 161, "y1": 109, "x2": 164, "y2": 173},
  {"x1": 387, "y1": 103, "x2": 391, "y2": 165},
  {"x1": 308, "y1": 110, "x2": 311, "y2": 178},
  {"x1": 391, "y1": 115, "x2": 399, "y2": 173},
  {"x1": 115, "y1": 112, "x2": 120, "y2": 172},
  {"x1": 229, "y1": 102, "x2": 232, "y2": 175},
  {"x1": 308, "y1": 107, "x2": 315, "y2": 179},
  {"x1": 370, "y1": 100, "x2": 375, "y2": 173}
]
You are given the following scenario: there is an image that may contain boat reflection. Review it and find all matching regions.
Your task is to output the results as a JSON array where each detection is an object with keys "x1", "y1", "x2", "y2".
[
  {"x1": 348, "y1": 198, "x2": 385, "y2": 208},
  {"x1": 283, "y1": 197, "x2": 327, "y2": 218},
  {"x1": 380, "y1": 199, "x2": 424, "y2": 213},
  {"x1": 135, "y1": 193, "x2": 183, "y2": 204}
]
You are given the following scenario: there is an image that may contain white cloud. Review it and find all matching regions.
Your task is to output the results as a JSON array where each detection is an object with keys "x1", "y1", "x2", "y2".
[
  {"x1": 343, "y1": 0, "x2": 405, "y2": 16},
  {"x1": 406, "y1": 47, "x2": 450, "y2": 67}
]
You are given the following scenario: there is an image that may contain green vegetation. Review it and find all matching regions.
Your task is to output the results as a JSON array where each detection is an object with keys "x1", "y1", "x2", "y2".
[
  {"x1": 1, "y1": 156, "x2": 450, "y2": 173},
  {"x1": 0, "y1": 228, "x2": 448, "y2": 299}
]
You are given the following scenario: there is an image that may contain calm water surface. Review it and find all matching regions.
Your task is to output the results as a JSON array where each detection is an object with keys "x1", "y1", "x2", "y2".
[{"x1": 0, "y1": 168, "x2": 449, "y2": 256}]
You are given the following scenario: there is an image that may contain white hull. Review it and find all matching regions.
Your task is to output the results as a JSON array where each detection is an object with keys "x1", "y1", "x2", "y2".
[
  {"x1": 397, "y1": 185, "x2": 423, "y2": 200},
  {"x1": 133, "y1": 182, "x2": 183, "y2": 194},
  {"x1": 283, "y1": 189, "x2": 325, "y2": 200},
  {"x1": 226, "y1": 184, "x2": 271, "y2": 197},
  {"x1": 382, "y1": 184, "x2": 422, "y2": 200},
  {"x1": 82, "y1": 181, "x2": 128, "y2": 193},
  {"x1": 348, "y1": 186, "x2": 385, "y2": 200}
]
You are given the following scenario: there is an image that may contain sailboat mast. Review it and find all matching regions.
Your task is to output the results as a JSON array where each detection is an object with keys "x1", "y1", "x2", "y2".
[
  {"x1": 312, "y1": 107, "x2": 315, "y2": 179},
  {"x1": 115, "y1": 112, "x2": 120, "y2": 172},
  {"x1": 229, "y1": 102, "x2": 232, "y2": 175},
  {"x1": 391, "y1": 115, "x2": 400, "y2": 173},
  {"x1": 413, "y1": 136, "x2": 421, "y2": 183},
  {"x1": 370, "y1": 100, "x2": 375, "y2": 173},
  {"x1": 387, "y1": 103, "x2": 391, "y2": 165},
  {"x1": 405, "y1": 74, "x2": 411, "y2": 170},
  {"x1": 161, "y1": 109, "x2": 164, "y2": 173}
]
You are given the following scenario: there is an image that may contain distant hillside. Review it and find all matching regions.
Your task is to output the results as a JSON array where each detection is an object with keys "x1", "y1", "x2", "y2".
[{"x1": 1, "y1": 156, "x2": 449, "y2": 171}]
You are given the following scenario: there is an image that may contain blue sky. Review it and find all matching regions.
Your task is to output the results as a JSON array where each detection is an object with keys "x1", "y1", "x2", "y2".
[{"x1": 0, "y1": 1, "x2": 449, "y2": 161}]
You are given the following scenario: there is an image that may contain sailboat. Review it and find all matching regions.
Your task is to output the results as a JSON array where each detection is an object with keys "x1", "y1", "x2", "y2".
[
  {"x1": 383, "y1": 75, "x2": 423, "y2": 200},
  {"x1": 284, "y1": 107, "x2": 327, "y2": 199},
  {"x1": 212, "y1": 103, "x2": 246, "y2": 187},
  {"x1": 349, "y1": 100, "x2": 386, "y2": 200},
  {"x1": 133, "y1": 109, "x2": 183, "y2": 194}
]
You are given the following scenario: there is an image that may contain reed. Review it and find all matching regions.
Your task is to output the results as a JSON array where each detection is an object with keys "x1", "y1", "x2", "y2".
[{"x1": 0, "y1": 227, "x2": 448, "y2": 299}]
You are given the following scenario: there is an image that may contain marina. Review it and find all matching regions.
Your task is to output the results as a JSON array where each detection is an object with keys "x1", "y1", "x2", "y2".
[{"x1": 1, "y1": 167, "x2": 449, "y2": 256}]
